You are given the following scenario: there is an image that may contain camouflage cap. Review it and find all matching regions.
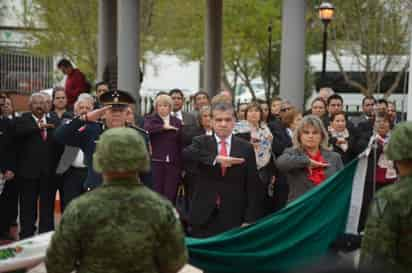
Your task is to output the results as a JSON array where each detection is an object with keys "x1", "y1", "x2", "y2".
[
  {"x1": 385, "y1": 121, "x2": 412, "y2": 161},
  {"x1": 93, "y1": 127, "x2": 150, "y2": 173}
]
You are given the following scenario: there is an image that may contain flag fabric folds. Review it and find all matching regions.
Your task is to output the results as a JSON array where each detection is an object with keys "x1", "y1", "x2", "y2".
[{"x1": 186, "y1": 159, "x2": 360, "y2": 273}]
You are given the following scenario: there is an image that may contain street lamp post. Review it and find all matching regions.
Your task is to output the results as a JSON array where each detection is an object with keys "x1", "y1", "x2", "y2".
[
  {"x1": 318, "y1": 2, "x2": 335, "y2": 83},
  {"x1": 267, "y1": 21, "x2": 273, "y2": 102}
]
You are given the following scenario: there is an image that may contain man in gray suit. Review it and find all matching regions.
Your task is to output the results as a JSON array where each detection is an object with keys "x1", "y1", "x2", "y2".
[{"x1": 169, "y1": 88, "x2": 198, "y2": 126}]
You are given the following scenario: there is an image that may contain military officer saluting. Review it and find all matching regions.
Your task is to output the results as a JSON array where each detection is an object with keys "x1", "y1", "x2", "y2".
[
  {"x1": 360, "y1": 122, "x2": 412, "y2": 273},
  {"x1": 55, "y1": 90, "x2": 151, "y2": 190},
  {"x1": 46, "y1": 127, "x2": 188, "y2": 273}
]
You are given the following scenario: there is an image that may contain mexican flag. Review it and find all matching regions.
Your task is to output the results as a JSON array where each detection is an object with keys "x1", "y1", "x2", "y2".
[
  {"x1": 0, "y1": 155, "x2": 368, "y2": 273},
  {"x1": 186, "y1": 154, "x2": 368, "y2": 273}
]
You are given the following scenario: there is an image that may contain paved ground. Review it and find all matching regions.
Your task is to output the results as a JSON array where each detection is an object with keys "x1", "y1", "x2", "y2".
[{"x1": 28, "y1": 263, "x2": 202, "y2": 273}]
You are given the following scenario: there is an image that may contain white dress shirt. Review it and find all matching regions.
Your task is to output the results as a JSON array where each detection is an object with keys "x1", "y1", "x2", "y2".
[
  {"x1": 215, "y1": 134, "x2": 232, "y2": 156},
  {"x1": 32, "y1": 114, "x2": 46, "y2": 125},
  {"x1": 173, "y1": 110, "x2": 183, "y2": 121}
]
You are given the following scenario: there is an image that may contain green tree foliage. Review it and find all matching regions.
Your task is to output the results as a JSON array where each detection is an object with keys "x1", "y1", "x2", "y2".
[
  {"x1": 307, "y1": 0, "x2": 410, "y2": 97},
  {"x1": 146, "y1": 0, "x2": 283, "y2": 101},
  {"x1": 25, "y1": 0, "x2": 98, "y2": 80}
]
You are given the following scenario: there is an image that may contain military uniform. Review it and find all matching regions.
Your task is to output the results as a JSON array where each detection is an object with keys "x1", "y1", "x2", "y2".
[
  {"x1": 360, "y1": 122, "x2": 412, "y2": 273},
  {"x1": 46, "y1": 128, "x2": 188, "y2": 273},
  {"x1": 54, "y1": 90, "x2": 152, "y2": 189}
]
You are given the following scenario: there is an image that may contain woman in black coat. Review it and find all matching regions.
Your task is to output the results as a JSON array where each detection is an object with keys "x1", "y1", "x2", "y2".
[{"x1": 328, "y1": 111, "x2": 357, "y2": 165}]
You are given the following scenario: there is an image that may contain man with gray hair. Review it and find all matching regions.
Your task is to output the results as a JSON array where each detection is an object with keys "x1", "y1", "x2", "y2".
[
  {"x1": 318, "y1": 87, "x2": 334, "y2": 102},
  {"x1": 14, "y1": 92, "x2": 63, "y2": 238},
  {"x1": 74, "y1": 93, "x2": 95, "y2": 115},
  {"x1": 183, "y1": 101, "x2": 264, "y2": 237},
  {"x1": 54, "y1": 94, "x2": 94, "y2": 210},
  {"x1": 40, "y1": 91, "x2": 53, "y2": 113}
]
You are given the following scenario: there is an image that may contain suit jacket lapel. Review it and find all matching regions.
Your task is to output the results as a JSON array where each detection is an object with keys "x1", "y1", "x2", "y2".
[
  {"x1": 229, "y1": 135, "x2": 241, "y2": 158},
  {"x1": 209, "y1": 134, "x2": 218, "y2": 159}
]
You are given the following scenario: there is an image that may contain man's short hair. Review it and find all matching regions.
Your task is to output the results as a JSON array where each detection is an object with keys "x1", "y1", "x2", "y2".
[
  {"x1": 29, "y1": 92, "x2": 45, "y2": 105},
  {"x1": 211, "y1": 102, "x2": 234, "y2": 117},
  {"x1": 39, "y1": 91, "x2": 52, "y2": 100},
  {"x1": 193, "y1": 91, "x2": 209, "y2": 101},
  {"x1": 74, "y1": 93, "x2": 94, "y2": 109},
  {"x1": 362, "y1": 95, "x2": 376, "y2": 106},
  {"x1": 271, "y1": 96, "x2": 282, "y2": 103},
  {"x1": 95, "y1": 81, "x2": 109, "y2": 90},
  {"x1": 376, "y1": 98, "x2": 388, "y2": 106},
  {"x1": 169, "y1": 88, "x2": 185, "y2": 99},
  {"x1": 319, "y1": 87, "x2": 334, "y2": 94},
  {"x1": 57, "y1": 58, "x2": 72, "y2": 68},
  {"x1": 327, "y1": 94, "x2": 343, "y2": 106}
]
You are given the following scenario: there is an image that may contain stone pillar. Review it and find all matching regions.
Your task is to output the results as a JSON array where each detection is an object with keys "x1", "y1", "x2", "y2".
[
  {"x1": 97, "y1": 0, "x2": 117, "y2": 82},
  {"x1": 279, "y1": 0, "x2": 306, "y2": 110},
  {"x1": 117, "y1": 0, "x2": 140, "y2": 110},
  {"x1": 407, "y1": 24, "x2": 412, "y2": 121},
  {"x1": 204, "y1": 0, "x2": 223, "y2": 98}
]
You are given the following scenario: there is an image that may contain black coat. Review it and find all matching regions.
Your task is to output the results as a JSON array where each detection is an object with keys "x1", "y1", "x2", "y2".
[
  {"x1": 267, "y1": 120, "x2": 292, "y2": 158},
  {"x1": 14, "y1": 112, "x2": 63, "y2": 179},
  {"x1": 328, "y1": 132, "x2": 358, "y2": 165},
  {"x1": 0, "y1": 117, "x2": 16, "y2": 173},
  {"x1": 356, "y1": 119, "x2": 374, "y2": 153},
  {"x1": 183, "y1": 134, "x2": 265, "y2": 237}
]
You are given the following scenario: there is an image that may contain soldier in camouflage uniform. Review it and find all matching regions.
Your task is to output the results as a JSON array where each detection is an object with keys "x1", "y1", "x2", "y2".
[
  {"x1": 360, "y1": 122, "x2": 412, "y2": 273},
  {"x1": 46, "y1": 127, "x2": 188, "y2": 273}
]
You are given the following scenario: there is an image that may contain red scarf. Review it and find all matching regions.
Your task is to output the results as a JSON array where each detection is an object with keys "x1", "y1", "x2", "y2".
[{"x1": 306, "y1": 150, "x2": 326, "y2": 186}]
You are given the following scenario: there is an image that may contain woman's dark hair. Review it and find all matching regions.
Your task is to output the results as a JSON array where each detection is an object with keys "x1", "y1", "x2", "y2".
[
  {"x1": 330, "y1": 111, "x2": 347, "y2": 122},
  {"x1": 281, "y1": 107, "x2": 299, "y2": 127},
  {"x1": 57, "y1": 58, "x2": 72, "y2": 68},
  {"x1": 245, "y1": 101, "x2": 263, "y2": 126}
]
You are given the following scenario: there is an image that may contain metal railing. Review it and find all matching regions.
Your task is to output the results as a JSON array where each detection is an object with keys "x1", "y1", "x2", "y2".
[{"x1": 0, "y1": 50, "x2": 53, "y2": 93}]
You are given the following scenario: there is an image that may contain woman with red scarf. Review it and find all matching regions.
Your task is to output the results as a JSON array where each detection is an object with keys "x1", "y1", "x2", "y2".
[{"x1": 276, "y1": 115, "x2": 343, "y2": 202}]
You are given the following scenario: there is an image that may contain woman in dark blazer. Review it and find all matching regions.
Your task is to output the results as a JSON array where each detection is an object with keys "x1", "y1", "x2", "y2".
[
  {"x1": 144, "y1": 94, "x2": 182, "y2": 202},
  {"x1": 328, "y1": 111, "x2": 357, "y2": 165},
  {"x1": 276, "y1": 115, "x2": 343, "y2": 202}
]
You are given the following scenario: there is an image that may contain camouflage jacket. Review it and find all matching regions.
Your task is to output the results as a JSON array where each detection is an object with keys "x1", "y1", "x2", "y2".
[
  {"x1": 360, "y1": 175, "x2": 412, "y2": 273},
  {"x1": 46, "y1": 178, "x2": 188, "y2": 273}
]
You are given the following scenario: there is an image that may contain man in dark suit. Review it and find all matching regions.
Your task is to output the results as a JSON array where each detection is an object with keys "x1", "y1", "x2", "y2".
[
  {"x1": 183, "y1": 101, "x2": 264, "y2": 238},
  {"x1": 349, "y1": 96, "x2": 375, "y2": 127},
  {"x1": 14, "y1": 93, "x2": 63, "y2": 238},
  {"x1": 0, "y1": 104, "x2": 17, "y2": 241},
  {"x1": 169, "y1": 88, "x2": 198, "y2": 126}
]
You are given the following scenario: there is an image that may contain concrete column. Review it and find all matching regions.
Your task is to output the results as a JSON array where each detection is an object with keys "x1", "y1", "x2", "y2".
[
  {"x1": 117, "y1": 0, "x2": 140, "y2": 109},
  {"x1": 204, "y1": 0, "x2": 223, "y2": 98},
  {"x1": 407, "y1": 23, "x2": 412, "y2": 121},
  {"x1": 279, "y1": 0, "x2": 306, "y2": 110},
  {"x1": 97, "y1": 0, "x2": 117, "y2": 81}
]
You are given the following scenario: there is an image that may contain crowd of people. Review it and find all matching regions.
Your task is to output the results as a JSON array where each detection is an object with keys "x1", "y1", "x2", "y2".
[
  {"x1": 0, "y1": 76, "x2": 403, "y2": 242},
  {"x1": 0, "y1": 60, "x2": 408, "y2": 271}
]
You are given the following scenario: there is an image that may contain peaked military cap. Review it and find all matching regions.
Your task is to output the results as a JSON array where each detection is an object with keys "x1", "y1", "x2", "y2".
[{"x1": 100, "y1": 90, "x2": 135, "y2": 109}]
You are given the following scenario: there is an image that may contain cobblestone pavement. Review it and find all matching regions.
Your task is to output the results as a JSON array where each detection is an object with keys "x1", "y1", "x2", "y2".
[{"x1": 28, "y1": 263, "x2": 203, "y2": 273}]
